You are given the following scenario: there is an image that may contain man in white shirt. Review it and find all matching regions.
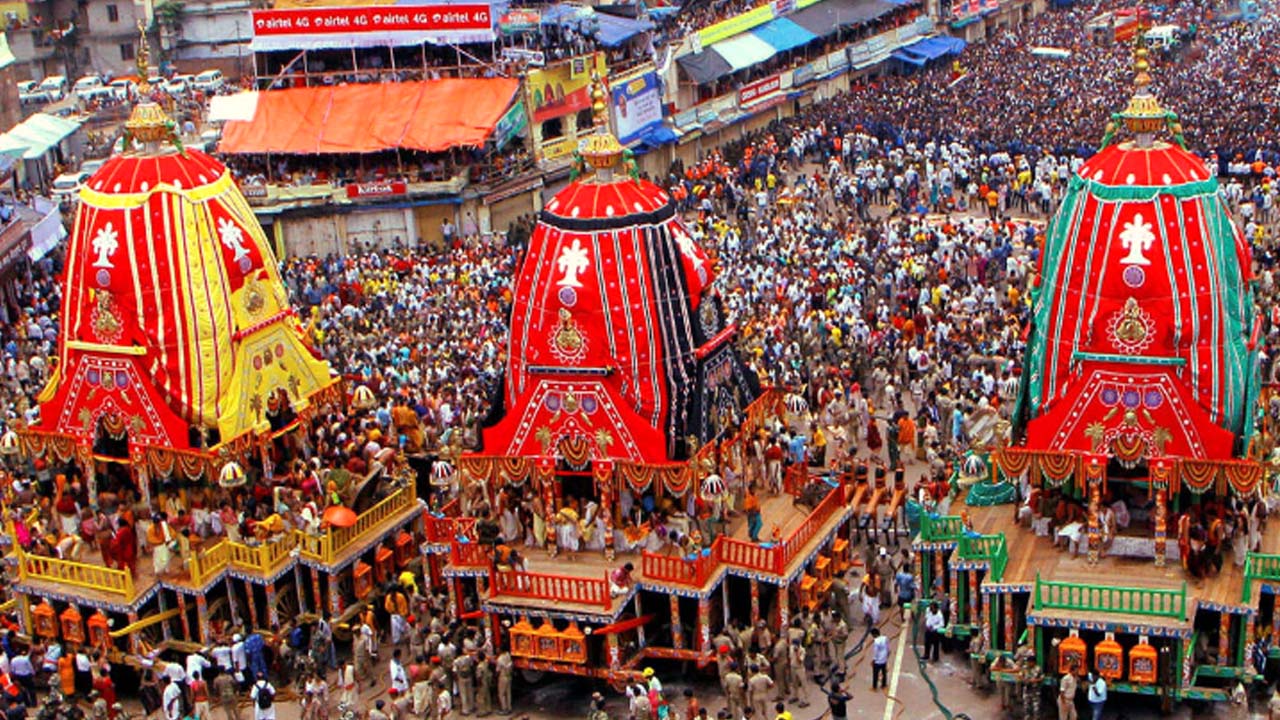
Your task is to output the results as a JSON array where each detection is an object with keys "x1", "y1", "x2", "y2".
[
  {"x1": 923, "y1": 602, "x2": 946, "y2": 663},
  {"x1": 1086, "y1": 672, "x2": 1106, "y2": 720},
  {"x1": 388, "y1": 649, "x2": 409, "y2": 695},
  {"x1": 870, "y1": 628, "x2": 890, "y2": 690},
  {"x1": 250, "y1": 674, "x2": 276, "y2": 720},
  {"x1": 187, "y1": 652, "x2": 213, "y2": 689},
  {"x1": 231, "y1": 635, "x2": 247, "y2": 684},
  {"x1": 211, "y1": 642, "x2": 233, "y2": 676},
  {"x1": 162, "y1": 676, "x2": 185, "y2": 720}
]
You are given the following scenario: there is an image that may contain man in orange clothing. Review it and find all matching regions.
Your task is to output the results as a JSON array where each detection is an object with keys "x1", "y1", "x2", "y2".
[{"x1": 897, "y1": 415, "x2": 917, "y2": 463}]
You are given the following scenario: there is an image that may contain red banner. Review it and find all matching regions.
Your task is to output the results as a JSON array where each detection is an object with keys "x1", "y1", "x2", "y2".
[
  {"x1": 738, "y1": 74, "x2": 781, "y2": 106},
  {"x1": 252, "y1": 5, "x2": 491, "y2": 36},
  {"x1": 346, "y1": 181, "x2": 407, "y2": 198}
]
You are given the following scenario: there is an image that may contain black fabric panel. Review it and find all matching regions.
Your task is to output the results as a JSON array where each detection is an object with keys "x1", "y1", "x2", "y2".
[
  {"x1": 540, "y1": 201, "x2": 676, "y2": 232},
  {"x1": 790, "y1": 0, "x2": 896, "y2": 36},
  {"x1": 645, "y1": 222, "x2": 702, "y2": 460},
  {"x1": 676, "y1": 50, "x2": 735, "y2": 85}
]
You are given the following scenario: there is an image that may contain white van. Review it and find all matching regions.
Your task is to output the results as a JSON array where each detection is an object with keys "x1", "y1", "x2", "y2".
[
  {"x1": 73, "y1": 75, "x2": 111, "y2": 99},
  {"x1": 192, "y1": 69, "x2": 224, "y2": 92},
  {"x1": 1145, "y1": 24, "x2": 1181, "y2": 50},
  {"x1": 38, "y1": 75, "x2": 67, "y2": 100}
]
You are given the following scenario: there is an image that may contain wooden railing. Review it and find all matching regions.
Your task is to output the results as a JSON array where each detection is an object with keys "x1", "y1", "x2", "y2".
[
  {"x1": 1034, "y1": 575, "x2": 1187, "y2": 621},
  {"x1": 228, "y1": 535, "x2": 298, "y2": 575},
  {"x1": 783, "y1": 463, "x2": 807, "y2": 496},
  {"x1": 300, "y1": 486, "x2": 418, "y2": 564},
  {"x1": 956, "y1": 533, "x2": 1009, "y2": 583},
  {"x1": 719, "y1": 536, "x2": 777, "y2": 574},
  {"x1": 1243, "y1": 552, "x2": 1280, "y2": 603},
  {"x1": 17, "y1": 549, "x2": 134, "y2": 598},
  {"x1": 642, "y1": 546, "x2": 717, "y2": 587},
  {"x1": 450, "y1": 540, "x2": 491, "y2": 569},
  {"x1": 491, "y1": 569, "x2": 611, "y2": 611},
  {"x1": 920, "y1": 514, "x2": 966, "y2": 543},
  {"x1": 188, "y1": 540, "x2": 231, "y2": 586},
  {"x1": 780, "y1": 487, "x2": 842, "y2": 572}
]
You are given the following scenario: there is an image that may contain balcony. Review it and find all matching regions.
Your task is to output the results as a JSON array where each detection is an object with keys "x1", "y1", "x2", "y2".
[{"x1": 296, "y1": 484, "x2": 419, "y2": 566}]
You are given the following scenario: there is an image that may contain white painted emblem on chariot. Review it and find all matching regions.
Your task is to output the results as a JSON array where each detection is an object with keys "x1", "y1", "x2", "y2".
[
  {"x1": 218, "y1": 217, "x2": 250, "y2": 262},
  {"x1": 92, "y1": 222, "x2": 119, "y2": 269},
  {"x1": 1118, "y1": 213, "x2": 1154, "y2": 266},
  {"x1": 556, "y1": 239, "x2": 590, "y2": 288}
]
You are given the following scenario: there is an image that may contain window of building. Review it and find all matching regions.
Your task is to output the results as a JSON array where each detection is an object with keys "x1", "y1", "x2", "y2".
[
  {"x1": 541, "y1": 117, "x2": 564, "y2": 141},
  {"x1": 106, "y1": 4, "x2": 119, "y2": 22},
  {"x1": 120, "y1": 42, "x2": 134, "y2": 61},
  {"x1": 575, "y1": 109, "x2": 594, "y2": 135}
]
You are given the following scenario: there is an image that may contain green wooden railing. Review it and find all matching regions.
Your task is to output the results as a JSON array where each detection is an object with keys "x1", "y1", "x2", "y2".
[
  {"x1": 957, "y1": 533, "x2": 1009, "y2": 583},
  {"x1": 920, "y1": 514, "x2": 965, "y2": 543},
  {"x1": 1242, "y1": 552, "x2": 1280, "y2": 603},
  {"x1": 1033, "y1": 574, "x2": 1187, "y2": 621}
]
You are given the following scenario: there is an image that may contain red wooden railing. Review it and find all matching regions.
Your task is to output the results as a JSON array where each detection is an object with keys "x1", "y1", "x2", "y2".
[
  {"x1": 783, "y1": 463, "x2": 807, "y2": 496},
  {"x1": 425, "y1": 499, "x2": 477, "y2": 543},
  {"x1": 642, "y1": 546, "x2": 718, "y2": 587},
  {"x1": 450, "y1": 540, "x2": 491, "y2": 568},
  {"x1": 719, "y1": 536, "x2": 778, "y2": 574},
  {"x1": 780, "y1": 486, "x2": 844, "y2": 572},
  {"x1": 491, "y1": 569, "x2": 611, "y2": 611}
]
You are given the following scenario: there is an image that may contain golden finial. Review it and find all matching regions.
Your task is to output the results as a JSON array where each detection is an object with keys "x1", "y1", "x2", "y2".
[
  {"x1": 1115, "y1": 25, "x2": 1165, "y2": 145},
  {"x1": 135, "y1": 21, "x2": 151, "y2": 94},
  {"x1": 575, "y1": 72, "x2": 624, "y2": 175},
  {"x1": 123, "y1": 22, "x2": 181, "y2": 152},
  {"x1": 590, "y1": 73, "x2": 608, "y2": 128}
]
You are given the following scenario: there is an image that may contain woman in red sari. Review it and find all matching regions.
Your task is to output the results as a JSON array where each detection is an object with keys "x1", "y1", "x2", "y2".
[{"x1": 112, "y1": 519, "x2": 137, "y2": 577}]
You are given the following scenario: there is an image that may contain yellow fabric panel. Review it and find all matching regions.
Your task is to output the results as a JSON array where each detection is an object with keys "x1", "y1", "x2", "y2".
[
  {"x1": 174, "y1": 192, "x2": 234, "y2": 428},
  {"x1": 216, "y1": 322, "x2": 336, "y2": 441}
]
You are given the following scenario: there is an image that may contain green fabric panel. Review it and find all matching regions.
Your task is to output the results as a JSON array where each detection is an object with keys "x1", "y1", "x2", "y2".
[
  {"x1": 964, "y1": 481, "x2": 1018, "y2": 506},
  {"x1": 1069, "y1": 173, "x2": 1220, "y2": 201}
]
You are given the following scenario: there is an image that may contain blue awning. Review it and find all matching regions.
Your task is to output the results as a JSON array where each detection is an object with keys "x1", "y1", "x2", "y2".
[
  {"x1": 632, "y1": 124, "x2": 678, "y2": 154},
  {"x1": 540, "y1": 5, "x2": 652, "y2": 47},
  {"x1": 750, "y1": 17, "x2": 817, "y2": 53},
  {"x1": 890, "y1": 49, "x2": 928, "y2": 65},
  {"x1": 594, "y1": 12, "x2": 654, "y2": 47},
  {"x1": 897, "y1": 34, "x2": 966, "y2": 61}
]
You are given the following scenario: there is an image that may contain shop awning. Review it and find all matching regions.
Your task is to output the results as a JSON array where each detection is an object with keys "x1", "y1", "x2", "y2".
[
  {"x1": 219, "y1": 78, "x2": 520, "y2": 155},
  {"x1": 751, "y1": 17, "x2": 817, "y2": 53},
  {"x1": 1, "y1": 114, "x2": 82, "y2": 160},
  {"x1": 790, "y1": 0, "x2": 897, "y2": 36},
  {"x1": 208, "y1": 91, "x2": 260, "y2": 123},
  {"x1": 713, "y1": 32, "x2": 776, "y2": 71},
  {"x1": 27, "y1": 197, "x2": 64, "y2": 262},
  {"x1": 892, "y1": 34, "x2": 966, "y2": 63},
  {"x1": 594, "y1": 12, "x2": 654, "y2": 46},
  {"x1": 676, "y1": 49, "x2": 734, "y2": 84}
]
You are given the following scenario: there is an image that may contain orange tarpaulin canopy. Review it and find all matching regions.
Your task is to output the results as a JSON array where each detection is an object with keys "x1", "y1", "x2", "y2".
[{"x1": 219, "y1": 78, "x2": 520, "y2": 155}]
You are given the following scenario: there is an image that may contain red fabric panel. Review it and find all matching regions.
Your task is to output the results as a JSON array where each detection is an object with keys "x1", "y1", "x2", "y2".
[{"x1": 219, "y1": 79, "x2": 519, "y2": 155}]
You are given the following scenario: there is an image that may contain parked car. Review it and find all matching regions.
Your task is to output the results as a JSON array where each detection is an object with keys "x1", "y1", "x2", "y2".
[
  {"x1": 51, "y1": 170, "x2": 91, "y2": 200},
  {"x1": 18, "y1": 80, "x2": 49, "y2": 105},
  {"x1": 192, "y1": 69, "x2": 224, "y2": 93},
  {"x1": 37, "y1": 75, "x2": 67, "y2": 101},
  {"x1": 108, "y1": 78, "x2": 137, "y2": 101},
  {"x1": 164, "y1": 74, "x2": 194, "y2": 96},
  {"x1": 79, "y1": 159, "x2": 106, "y2": 178},
  {"x1": 72, "y1": 75, "x2": 106, "y2": 98}
]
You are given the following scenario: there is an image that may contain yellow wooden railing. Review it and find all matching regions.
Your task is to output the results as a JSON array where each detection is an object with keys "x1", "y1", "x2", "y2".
[
  {"x1": 297, "y1": 486, "x2": 417, "y2": 565},
  {"x1": 188, "y1": 540, "x2": 232, "y2": 586},
  {"x1": 16, "y1": 549, "x2": 134, "y2": 598},
  {"x1": 227, "y1": 534, "x2": 298, "y2": 575}
]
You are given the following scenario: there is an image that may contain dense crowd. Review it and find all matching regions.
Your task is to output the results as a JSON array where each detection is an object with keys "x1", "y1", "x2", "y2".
[{"x1": 834, "y1": 0, "x2": 1280, "y2": 160}]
